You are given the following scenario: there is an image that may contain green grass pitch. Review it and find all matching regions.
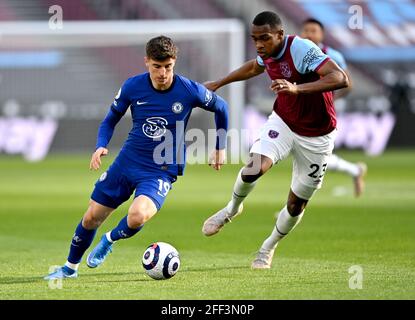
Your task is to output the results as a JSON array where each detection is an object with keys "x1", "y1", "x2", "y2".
[{"x1": 0, "y1": 150, "x2": 414, "y2": 299}]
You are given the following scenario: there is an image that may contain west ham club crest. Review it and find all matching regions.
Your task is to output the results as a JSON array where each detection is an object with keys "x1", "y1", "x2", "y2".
[
  {"x1": 268, "y1": 130, "x2": 279, "y2": 139},
  {"x1": 280, "y1": 61, "x2": 292, "y2": 78}
]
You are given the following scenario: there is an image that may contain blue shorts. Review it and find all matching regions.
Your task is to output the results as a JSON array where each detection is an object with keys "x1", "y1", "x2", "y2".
[{"x1": 91, "y1": 162, "x2": 176, "y2": 210}]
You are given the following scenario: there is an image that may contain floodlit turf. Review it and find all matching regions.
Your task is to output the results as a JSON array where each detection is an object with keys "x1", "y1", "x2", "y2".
[{"x1": 0, "y1": 150, "x2": 414, "y2": 299}]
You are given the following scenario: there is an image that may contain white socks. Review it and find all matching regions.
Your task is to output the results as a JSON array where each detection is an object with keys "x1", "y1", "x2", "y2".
[
  {"x1": 106, "y1": 232, "x2": 115, "y2": 243},
  {"x1": 226, "y1": 168, "x2": 257, "y2": 215},
  {"x1": 327, "y1": 154, "x2": 360, "y2": 177},
  {"x1": 261, "y1": 206, "x2": 304, "y2": 252},
  {"x1": 65, "y1": 261, "x2": 79, "y2": 271},
  {"x1": 225, "y1": 168, "x2": 304, "y2": 253}
]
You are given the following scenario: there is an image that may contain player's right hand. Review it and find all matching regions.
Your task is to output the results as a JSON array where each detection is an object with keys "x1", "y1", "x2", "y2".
[
  {"x1": 203, "y1": 81, "x2": 220, "y2": 92},
  {"x1": 270, "y1": 79, "x2": 298, "y2": 95},
  {"x1": 90, "y1": 147, "x2": 108, "y2": 171}
]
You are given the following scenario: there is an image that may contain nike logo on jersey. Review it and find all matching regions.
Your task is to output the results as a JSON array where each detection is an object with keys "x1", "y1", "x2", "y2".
[{"x1": 137, "y1": 101, "x2": 148, "y2": 106}]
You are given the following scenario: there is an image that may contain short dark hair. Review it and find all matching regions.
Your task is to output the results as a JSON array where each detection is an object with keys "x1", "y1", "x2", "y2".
[
  {"x1": 302, "y1": 18, "x2": 325, "y2": 31},
  {"x1": 146, "y1": 35, "x2": 178, "y2": 61},
  {"x1": 252, "y1": 11, "x2": 282, "y2": 29}
]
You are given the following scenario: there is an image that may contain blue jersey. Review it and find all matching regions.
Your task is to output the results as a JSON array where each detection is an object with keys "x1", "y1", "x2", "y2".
[{"x1": 96, "y1": 72, "x2": 228, "y2": 178}]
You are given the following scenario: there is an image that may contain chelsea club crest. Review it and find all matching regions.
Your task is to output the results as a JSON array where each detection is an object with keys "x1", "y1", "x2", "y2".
[{"x1": 172, "y1": 102, "x2": 184, "y2": 114}]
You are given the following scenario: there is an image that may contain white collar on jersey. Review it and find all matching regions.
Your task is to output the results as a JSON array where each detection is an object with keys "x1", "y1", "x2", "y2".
[{"x1": 271, "y1": 35, "x2": 289, "y2": 60}]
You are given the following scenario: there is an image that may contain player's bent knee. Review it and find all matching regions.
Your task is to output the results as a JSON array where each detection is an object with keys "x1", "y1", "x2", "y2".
[
  {"x1": 241, "y1": 172, "x2": 259, "y2": 183},
  {"x1": 127, "y1": 210, "x2": 153, "y2": 228},
  {"x1": 242, "y1": 154, "x2": 273, "y2": 182},
  {"x1": 241, "y1": 166, "x2": 269, "y2": 183},
  {"x1": 82, "y1": 201, "x2": 113, "y2": 229},
  {"x1": 82, "y1": 212, "x2": 103, "y2": 229},
  {"x1": 287, "y1": 191, "x2": 309, "y2": 216},
  {"x1": 286, "y1": 202, "x2": 306, "y2": 217},
  {"x1": 241, "y1": 165, "x2": 268, "y2": 182},
  {"x1": 128, "y1": 197, "x2": 158, "y2": 228}
]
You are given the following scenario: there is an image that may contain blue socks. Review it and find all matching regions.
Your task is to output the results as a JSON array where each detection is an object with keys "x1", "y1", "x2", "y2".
[
  {"x1": 109, "y1": 215, "x2": 143, "y2": 242},
  {"x1": 65, "y1": 215, "x2": 142, "y2": 267},
  {"x1": 67, "y1": 220, "x2": 97, "y2": 264}
]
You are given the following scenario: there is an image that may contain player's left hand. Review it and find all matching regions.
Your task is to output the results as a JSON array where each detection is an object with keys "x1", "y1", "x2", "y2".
[
  {"x1": 270, "y1": 79, "x2": 298, "y2": 95},
  {"x1": 209, "y1": 149, "x2": 226, "y2": 171},
  {"x1": 90, "y1": 147, "x2": 108, "y2": 171}
]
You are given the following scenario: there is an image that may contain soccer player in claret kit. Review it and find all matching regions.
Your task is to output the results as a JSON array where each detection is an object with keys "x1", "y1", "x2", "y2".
[
  {"x1": 45, "y1": 36, "x2": 228, "y2": 280},
  {"x1": 301, "y1": 18, "x2": 367, "y2": 197},
  {"x1": 202, "y1": 11, "x2": 349, "y2": 269}
]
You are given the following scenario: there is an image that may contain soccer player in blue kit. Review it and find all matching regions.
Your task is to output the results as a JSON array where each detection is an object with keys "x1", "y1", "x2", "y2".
[{"x1": 45, "y1": 36, "x2": 228, "y2": 280}]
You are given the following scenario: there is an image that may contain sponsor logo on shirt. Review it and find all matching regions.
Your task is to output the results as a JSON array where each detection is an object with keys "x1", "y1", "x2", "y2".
[
  {"x1": 302, "y1": 47, "x2": 321, "y2": 68},
  {"x1": 142, "y1": 117, "x2": 168, "y2": 139}
]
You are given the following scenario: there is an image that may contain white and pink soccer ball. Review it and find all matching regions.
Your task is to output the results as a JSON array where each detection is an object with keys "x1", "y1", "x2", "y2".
[{"x1": 142, "y1": 242, "x2": 180, "y2": 280}]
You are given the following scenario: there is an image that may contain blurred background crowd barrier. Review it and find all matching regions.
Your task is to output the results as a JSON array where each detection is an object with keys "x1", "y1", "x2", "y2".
[{"x1": 0, "y1": 0, "x2": 414, "y2": 161}]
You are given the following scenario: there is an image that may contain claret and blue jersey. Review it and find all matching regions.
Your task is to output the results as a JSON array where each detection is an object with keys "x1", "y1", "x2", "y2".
[
  {"x1": 92, "y1": 72, "x2": 228, "y2": 210},
  {"x1": 256, "y1": 35, "x2": 336, "y2": 137}
]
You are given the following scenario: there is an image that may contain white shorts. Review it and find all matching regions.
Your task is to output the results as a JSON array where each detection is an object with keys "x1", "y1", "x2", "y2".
[{"x1": 250, "y1": 112, "x2": 336, "y2": 200}]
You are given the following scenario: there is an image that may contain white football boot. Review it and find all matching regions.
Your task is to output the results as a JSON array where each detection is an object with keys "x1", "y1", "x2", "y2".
[
  {"x1": 202, "y1": 203, "x2": 243, "y2": 236},
  {"x1": 251, "y1": 248, "x2": 275, "y2": 269}
]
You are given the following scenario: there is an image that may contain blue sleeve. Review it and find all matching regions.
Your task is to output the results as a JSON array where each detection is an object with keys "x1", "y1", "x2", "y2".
[
  {"x1": 191, "y1": 81, "x2": 228, "y2": 150},
  {"x1": 291, "y1": 37, "x2": 330, "y2": 74},
  {"x1": 211, "y1": 95, "x2": 229, "y2": 150},
  {"x1": 95, "y1": 107, "x2": 123, "y2": 149},
  {"x1": 111, "y1": 80, "x2": 132, "y2": 115},
  {"x1": 326, "y1": 47, "x2": 347, "y2": 70},
  {"x1": 95, "y1": 80, "x2": 131, "y2": 149}
]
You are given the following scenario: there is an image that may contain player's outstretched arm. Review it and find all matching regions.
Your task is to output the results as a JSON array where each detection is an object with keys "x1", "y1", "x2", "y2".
[{"x1": 204, "y1": 59, "x2": 265, "y2": 92}]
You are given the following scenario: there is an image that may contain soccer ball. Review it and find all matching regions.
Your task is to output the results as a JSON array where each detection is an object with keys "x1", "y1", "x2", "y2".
[{"x1": 142, "y1": 242, "x2": 180, "y2": 280}]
